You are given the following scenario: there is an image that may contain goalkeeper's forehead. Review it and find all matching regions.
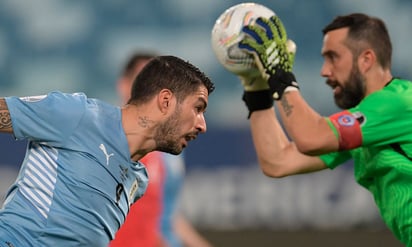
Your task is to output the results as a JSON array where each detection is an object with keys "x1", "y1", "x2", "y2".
[{"x1": 321, "y1": 28, "x2": 350, "y2": 55}]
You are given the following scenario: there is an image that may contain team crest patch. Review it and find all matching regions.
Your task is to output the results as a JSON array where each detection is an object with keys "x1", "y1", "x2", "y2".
[
  {"x1": 329, "y1": 110, "x2": 362, "y2": 150},
  {"x1": 129, "y1": 179, "x2": 139, "y2": 205},
  {"x1": 337, "y1": 114, "x2": 356, "y2": 126}
]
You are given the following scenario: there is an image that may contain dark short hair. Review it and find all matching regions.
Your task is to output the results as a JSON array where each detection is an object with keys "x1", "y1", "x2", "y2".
[
  {"x1": 322, "y1": 13, "x2": 392, "y2": 69},
  {"x1": 128, "y1": 55, "x2": 215, "y2": 104}
]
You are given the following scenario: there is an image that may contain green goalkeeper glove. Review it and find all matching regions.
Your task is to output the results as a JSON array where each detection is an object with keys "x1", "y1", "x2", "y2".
[{"x1": 239, "y1": 15, "x2": 299, "y2": 100}]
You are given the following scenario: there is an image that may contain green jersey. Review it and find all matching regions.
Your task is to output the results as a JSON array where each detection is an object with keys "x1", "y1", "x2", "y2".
[{"x1": 320, "y1": 78, "x2": 412, "y2": 246}]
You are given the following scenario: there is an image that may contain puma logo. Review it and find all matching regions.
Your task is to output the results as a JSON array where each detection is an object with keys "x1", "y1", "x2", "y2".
[{"x1": 99, "y1": 144, "x2": 114, "y2": 166}]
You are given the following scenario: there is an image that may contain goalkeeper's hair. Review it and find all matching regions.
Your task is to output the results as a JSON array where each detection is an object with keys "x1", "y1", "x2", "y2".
[
  {"x1": 322, "y1": 13, "x2": 392, "y2": 69},
  {"x1": 128, "y1": 55, "x2": 215, "y2": 104}
]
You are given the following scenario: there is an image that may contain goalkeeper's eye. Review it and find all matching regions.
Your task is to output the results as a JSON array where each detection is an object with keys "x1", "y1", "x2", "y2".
[{"x1": 322, "y1": 50, "x2": 339, "y2": 63}]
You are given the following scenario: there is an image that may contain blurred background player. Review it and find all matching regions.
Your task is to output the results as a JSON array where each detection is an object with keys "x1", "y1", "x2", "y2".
[{"x1": 110, "y1": 52, "x2": 214, "y2": 247}]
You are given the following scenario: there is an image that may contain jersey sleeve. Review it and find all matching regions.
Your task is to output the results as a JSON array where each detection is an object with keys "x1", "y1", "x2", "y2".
[
  {"x1": 319, "y1": 150, "x2": 352, "y2": 169},
  {"x1": 325, "y1": 84, "x2": 411, "y2": 149},
  {"x1": 5, "y1": 91, "x2": 86, "y2": 144}
]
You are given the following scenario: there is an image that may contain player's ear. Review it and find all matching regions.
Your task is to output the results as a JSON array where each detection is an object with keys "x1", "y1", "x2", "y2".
[
  {"x1": 158, "y1": 89, "x2": 173, "y2": 114},
  {"x1": 358, "y1": 48, "x2": 375, "y2": 73}
]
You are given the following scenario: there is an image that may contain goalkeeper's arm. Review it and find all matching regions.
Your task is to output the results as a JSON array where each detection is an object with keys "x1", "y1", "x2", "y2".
[
  {"x1": 239, "y1": 16, "x2": 339, "y2": 155},
  {"x1": 248, "y1": 107, "x2": 328, "y2": 177}
]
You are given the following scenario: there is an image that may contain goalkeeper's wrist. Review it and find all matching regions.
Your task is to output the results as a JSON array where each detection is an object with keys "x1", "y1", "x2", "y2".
[
  {"x1": 269, "y1": 71, "x2": 299, "y2": 100},
  {"x1": 242, "y1": 90, "x2": 273, "y2": 119}
]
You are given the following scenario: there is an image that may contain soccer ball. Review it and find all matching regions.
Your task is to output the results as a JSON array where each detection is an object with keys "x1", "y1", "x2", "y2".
[{"x1": 211, "y1": 3, "x2": 276, "y2": 76}]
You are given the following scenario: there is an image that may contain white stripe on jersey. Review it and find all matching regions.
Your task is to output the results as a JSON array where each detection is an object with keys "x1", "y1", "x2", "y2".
[{"x1": 18, "y1": 143, "x2": 58, "y2": 219}]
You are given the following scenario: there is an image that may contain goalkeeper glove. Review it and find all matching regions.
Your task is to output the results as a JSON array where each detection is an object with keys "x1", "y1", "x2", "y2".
[
  {"x1": 239, "y1": 15, "x2": 299, "y2": 100},
  {"x1": 238, "y1": 70, "x2": 274, "y2": 119}
]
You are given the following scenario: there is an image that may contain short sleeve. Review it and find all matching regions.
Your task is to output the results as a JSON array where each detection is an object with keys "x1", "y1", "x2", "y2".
[
  {"x1": 5, "y1": 91, "x2": 86, "y2": 144},
  {"x1": 320, "y1": 150, "x2": 352, "y2": 169}
]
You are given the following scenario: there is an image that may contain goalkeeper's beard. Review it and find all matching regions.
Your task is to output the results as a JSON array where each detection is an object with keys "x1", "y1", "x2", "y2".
[{"x1": 328, "y1": 64, "x2": 366, "y2": 109}]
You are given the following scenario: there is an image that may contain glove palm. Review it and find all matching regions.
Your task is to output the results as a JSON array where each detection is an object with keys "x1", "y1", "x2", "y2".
[{"x1": 238, "y1": 72, "x2": 268, "y2": 92}]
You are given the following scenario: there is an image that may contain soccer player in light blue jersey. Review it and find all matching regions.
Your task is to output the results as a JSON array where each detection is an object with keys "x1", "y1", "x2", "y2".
[
  {"x1": 0, "y1": 55, "x2": 215, "y2": 247},
  {"x1": 111, "y1": 53, "x2": 214, "y2": 247}
]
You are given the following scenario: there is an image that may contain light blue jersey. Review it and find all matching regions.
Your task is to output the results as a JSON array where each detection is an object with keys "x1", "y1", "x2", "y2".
[{"x1": 0, "y1": 92, "x2": 148, "y2": 247}]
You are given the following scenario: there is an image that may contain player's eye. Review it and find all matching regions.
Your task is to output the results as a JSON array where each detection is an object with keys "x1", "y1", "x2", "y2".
[{"x1": 195, "y1": 104, "x2": 206, "y2": 113}]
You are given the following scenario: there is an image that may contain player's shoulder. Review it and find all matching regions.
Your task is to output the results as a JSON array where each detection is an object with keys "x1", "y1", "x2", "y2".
[
  {"x1": 28, "y1": 91, "x2": 90, "y2": 108},
  {"x1": 366, "y1": 78, "x2": 411, "y2": 101},
  {"x1": 5, "y1": 91, "x2": 91, "y2": 116},
  {"x1": 48, "y1": 91, "x2": 88, "y2": 100},
  {"x1": 385, "y1": 78, "x2": 412, "y2": 93},
  {"x1": 50, "y1": 91, "x2": 90, "y2": 112},
  {"x1": 50, "y1": 91, "x2": 110, "y2": 106},
  {"x1": 357, "y1": 78, "x2": 411, "y2": 116}
]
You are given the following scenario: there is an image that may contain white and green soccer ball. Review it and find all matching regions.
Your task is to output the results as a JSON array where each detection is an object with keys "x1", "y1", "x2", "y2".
[{"x1": 211, "y1": 2, "x2": 276, "y2": 76}]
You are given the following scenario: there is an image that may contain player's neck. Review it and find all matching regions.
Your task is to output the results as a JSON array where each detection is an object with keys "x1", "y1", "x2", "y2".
[
  {"x1": 365, "y1": 68, "x2": 392, "y2": 96},
  {"x1": 121, "y1": 105, "x2": 159, "y2": 161}
]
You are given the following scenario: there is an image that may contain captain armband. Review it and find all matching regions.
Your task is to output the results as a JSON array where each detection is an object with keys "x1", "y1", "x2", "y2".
[{"x1": 328, "y1": 111, "x2": 362, "y2": 150}]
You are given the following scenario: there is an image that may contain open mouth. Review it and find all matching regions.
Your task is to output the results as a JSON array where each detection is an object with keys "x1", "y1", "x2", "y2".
[
  {"x1": 327, "y1": 80, "x2": 341, "y2": 96},
  {"x1": 185, "y1": 135, "x2": 197, "y2": 142},
  {"x1": 333, "y1": 85, "x2": 342, "y2": 96}
]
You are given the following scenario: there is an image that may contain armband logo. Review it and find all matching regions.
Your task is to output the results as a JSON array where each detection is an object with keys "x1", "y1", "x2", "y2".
[{"x1": 337, "y1": 114, "x2": 356, "y2": 126}]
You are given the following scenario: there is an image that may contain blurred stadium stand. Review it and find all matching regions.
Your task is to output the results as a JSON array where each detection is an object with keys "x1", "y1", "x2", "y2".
[{"x1": 0, "y1": 0, "x2": 410, "y2": 246}]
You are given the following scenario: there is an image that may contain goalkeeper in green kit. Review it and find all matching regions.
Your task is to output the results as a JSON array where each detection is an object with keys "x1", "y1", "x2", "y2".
[{"x1": 235, "y1": 13, "x2": 412, "y2": 246}]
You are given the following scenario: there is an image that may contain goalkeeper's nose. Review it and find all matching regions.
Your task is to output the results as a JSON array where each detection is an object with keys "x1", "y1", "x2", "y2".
[{"x1": 320, "y1": 61, "x2": 332, "y2": 78}]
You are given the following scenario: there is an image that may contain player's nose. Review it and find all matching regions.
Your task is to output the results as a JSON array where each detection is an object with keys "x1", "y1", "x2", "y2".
[
  {"x1": 320, "y1": 61, "x2": 332, "y2": 78},
  {"x1": 196, "y1": 113, "x2": 207, "y2": 133}
]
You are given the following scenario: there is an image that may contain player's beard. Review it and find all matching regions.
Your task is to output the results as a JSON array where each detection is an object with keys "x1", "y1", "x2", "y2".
[
  {"x1": 330, "y1": 64, "x2": 366, "y2": 109},
  {"x1": 154, "y1": 105, "x2": 184, "y2": 155}
]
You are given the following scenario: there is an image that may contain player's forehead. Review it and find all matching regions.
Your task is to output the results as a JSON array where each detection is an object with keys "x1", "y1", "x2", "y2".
[
  {"x1": 183, "y1": 85, "x2": 208, "y2": 107},
  {"x1": 321, "y1": 28, "x2": 349, "y2": 55}
]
